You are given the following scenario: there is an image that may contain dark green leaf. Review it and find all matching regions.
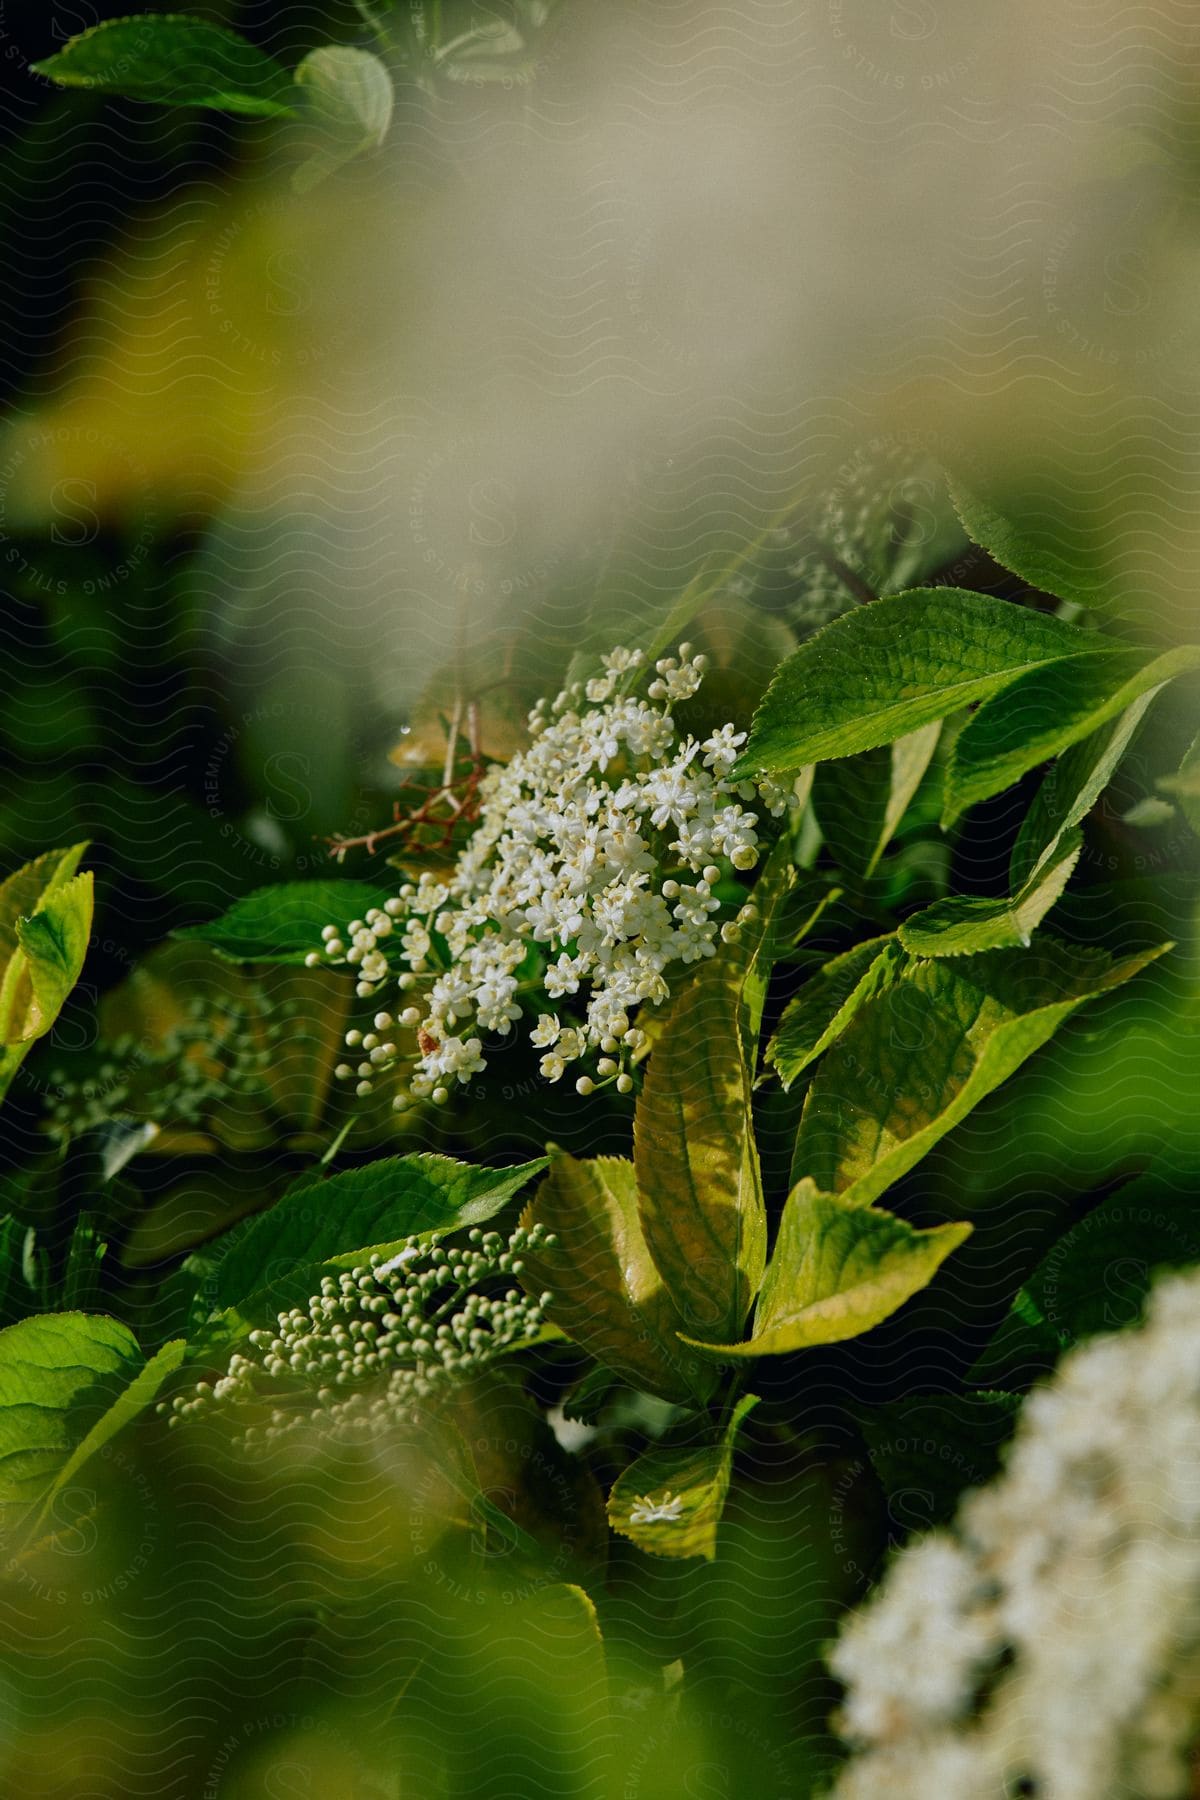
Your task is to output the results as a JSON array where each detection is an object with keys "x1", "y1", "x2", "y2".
[
  {"x1": 767, "y1": 935, "x2": 902, "y2": 1090},
  {"x1": 898, "y1": 829, "x2": 1082, "y2": 958},
  {"x1": 812, "y1": 723, "x2": 941, "y2": 879},
  {"x1": 31, "y1": 15, "x2": 297, "y2": 117},
  {"x1": 1011, "y1": 695, "x2": 1158, "y2": 889},
  {"x1": 203, "y1": 1154, "x2": 547, "y2": 1341},
  {"x1": 734, "y1": 590, "x2": 1105, "y2": 777},
  {"x1": 943, "y1": 645, "x2": 1200, "y2": 825},
  {"x1": 858, "y1": 1390, "x2": 1020, "y2": 1529},
  {"x1": 173, "y1": 880, "x2": 393, "y2": 964}
]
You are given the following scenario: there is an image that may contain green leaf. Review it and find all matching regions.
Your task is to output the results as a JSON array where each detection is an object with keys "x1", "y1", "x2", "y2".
[
  {"x1": 0, "y1": 1312, "x2": 145, "y2": 1524},
  {"x1": 792, "y1": 940, "x2": 1167, "y2": 1208},
  {"x1": 897, "y1": 829, "x2": 1082, "y2": 958},
  {"x1": 1011, "y1": 694, "x2": 1158, "y2": 889},
  {"x1": 173, "y1": 879, "x2": 393, "y2": 965},
  {"x1": 12, "y1": 876, "x2": 94, "y2": 1031},
  {"x1": 949, "y1": 478, "x2": 1121, "y2": 615},
  {"x1": 1160, "y1": 729, "x2": 1200, "y2": 836},
  {"x1": 766, "y1": 935, "x2": 902, "y2": 1091},
  {"x1": 857, "y1": 1390, "x2": 1020, "y2": 1529},
  {"x1": 520, "y1": 1155, "x2": 714, "y2": 1404},
  {"x1": 30, "y1": 15, "x2": 297, "y2": 117},
  {"x1": 733, "y1": 590, "x2": 1105, "y2": 778},
  {"x1": 981, "y1": 1165, "x2": 1200, "y2": 1379},
  {"x1": 812, "y1": 723, "x2": 941, "y2": 880},
  {"x1": 0, "y1": 846, "x2": 93, "y2": 1103},
  {"x1": 634, "y1": 902, "x2": 781, "y2": 1343},
  {"x1": 292, "y1": 46, "x2": 394, "y2": 192},
  {"x1": 203, "y1": 1154, "x2": 547, "y2": 1341},
  {"x1": 36, "y1": 1339, "x2": 185, "y2": 1528},
  {"x1": 683, "y1": 1183, "x2": 969, "y2": 1358},
  {"x1": 942, "y1": 645, "x2": 1200, "y2": 825},
  {"x1": 607, "y1": 1395, "x2": 758, "y2": 1560}
]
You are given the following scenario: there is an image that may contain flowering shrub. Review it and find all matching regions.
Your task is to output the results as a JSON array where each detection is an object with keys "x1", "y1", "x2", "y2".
[
  {"x1": 1, "y1": 486, "x2": 1197, "y2": 1796},
  {"x1": 308, "y1": 643, "x2": 790, "y2": 1107}
]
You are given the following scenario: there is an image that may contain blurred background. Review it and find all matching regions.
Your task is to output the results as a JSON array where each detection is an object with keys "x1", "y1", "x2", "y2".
[{"x1": 1, "y1": 1, "x2": 1199, "y2": 1794}]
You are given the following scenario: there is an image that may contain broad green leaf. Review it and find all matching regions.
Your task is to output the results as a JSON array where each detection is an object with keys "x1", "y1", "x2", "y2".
[
  {"x1": 1011, "y1": 694, "x2": 1158, "y2": 889},
  {"x1": 607, "y1": 1395, "x2": 758, "y2": 1560},
  {"x1": 766, "y1": 936, "x2": 902, "y2": 1090},
  {"x1": 943, "y1": 645, "x2": 1200, "y2": 824},
  {"x1": 857, "y1": 1390, "x2": 1019, "y2": 1529},
  {"x1": 36, "y1": 1338, "x2": 185, "y2": 1527},
  {"x1": 520, "y1": 1155, "x2": 714, "y2": 1403},
  {"x1": 634, "y1": 905, "x2": 779, "y2": 1344},
  {"x1": 292, "y1": 46, "x2": 394, "y2": 192},
  {"x1": 792, "y1": 940, "x2": 1167, "y2": 1208},
  {"x1": 173, "y1": 879, "x2": 393, "y2": 964},
  {"x1": 683, "y1": 1183, "x2": 969, "y2": 1358},
  {"x1": 203, "y1": 1153, "x2": 547, "y2": 1340},
  {"x1": 898, "y1": 829, "x2": 1082, "y2": 958},
  {"x1": 0, "y1": 1312, "x2": 144, "y2": 1524},
  {"x1": 812, "y1": 723, "x2": 941, "y2": 880},
  {"x1": 733, "y1": 590, "x2": 1104, "y2": 777},
  {"x1": 949, "y1": 478, "x2": 1123, "y2": 615},
  {"x1": 0, "y1": 846, "x2": 93, "y2": 1103},
  {"x1": 30, "y1": 15, "x2": 297, "y2": 117}
]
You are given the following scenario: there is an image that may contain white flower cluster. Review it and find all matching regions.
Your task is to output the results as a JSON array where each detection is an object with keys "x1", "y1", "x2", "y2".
[
  {"x1": 308, "y1": 645, "x2": 789, "y2": 1107},
  {"x1": 828, "y1": 1266, "x2": 1200, "y2": 1800},
  {"x1": 169, "y1": 1223, "x2": 557, "y2": 1443}
]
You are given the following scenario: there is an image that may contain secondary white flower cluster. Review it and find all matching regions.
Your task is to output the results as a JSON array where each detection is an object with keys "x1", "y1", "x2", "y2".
[
  {"x1": 169, "y1": 1223, "x2": 557, "y2": 1443},
  {"x1": 46, "y1": 988, "x2": 295, "y2": 1145},
  {"x1": 309, "y1": 644, "x2": 789, "y2": 1107},
  {"x1": 828, "y1": 1266, "x2": 1200, "y2": 1800}
]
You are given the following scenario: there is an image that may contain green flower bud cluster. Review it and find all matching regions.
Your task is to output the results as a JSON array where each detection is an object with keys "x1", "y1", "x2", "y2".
[
  {"x1": 169, "y1": 1221, "x2": 558, "y2": 1442},
  {"x1": 46, "y1": 991, "x2": 299, "y2": 1143}
]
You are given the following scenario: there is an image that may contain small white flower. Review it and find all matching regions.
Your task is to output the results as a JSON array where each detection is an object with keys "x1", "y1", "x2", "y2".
[{"x1": 630, "y1": 1492, "x2": 686, "y2": 1525}]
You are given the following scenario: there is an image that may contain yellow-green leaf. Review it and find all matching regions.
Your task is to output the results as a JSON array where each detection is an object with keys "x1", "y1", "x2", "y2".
[
  {"x1": 633, "y1": 883, "x2": 788, "y2": 1343},
  {"x1": 683, "y1": 1183, "x2": 969, "y2": 1359},
  {"x1": 607, "y1": 1395, "x2": 758, "y2": 1560},
  {"x1": 792, "y1": 940, "x2": 1168, "y2": 1207},
  {"x1": 0, "y1": 1312, "x2": 147, "y2": 1527},
  {"x1": 0, "y1": 845, "x2": 93, "y2": 1104},
  {"x1": 520, "y1": 1155, "x2": 714, "y2": 1403}
]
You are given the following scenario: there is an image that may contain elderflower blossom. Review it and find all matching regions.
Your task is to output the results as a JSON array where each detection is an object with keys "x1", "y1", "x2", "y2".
[
  {"x1": 827, "y1": 1265, "x2": 1200, "y2": 1800},
  {"x1": 629, "y1": 1492, "x2": 686, "y2": 1525},
  {"x1": 308, "y1": 645, "x2": 790, "y2": 1105},
  {"x1": 168, "y1": 1223, "x2": 557, "y2": 1443}
]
